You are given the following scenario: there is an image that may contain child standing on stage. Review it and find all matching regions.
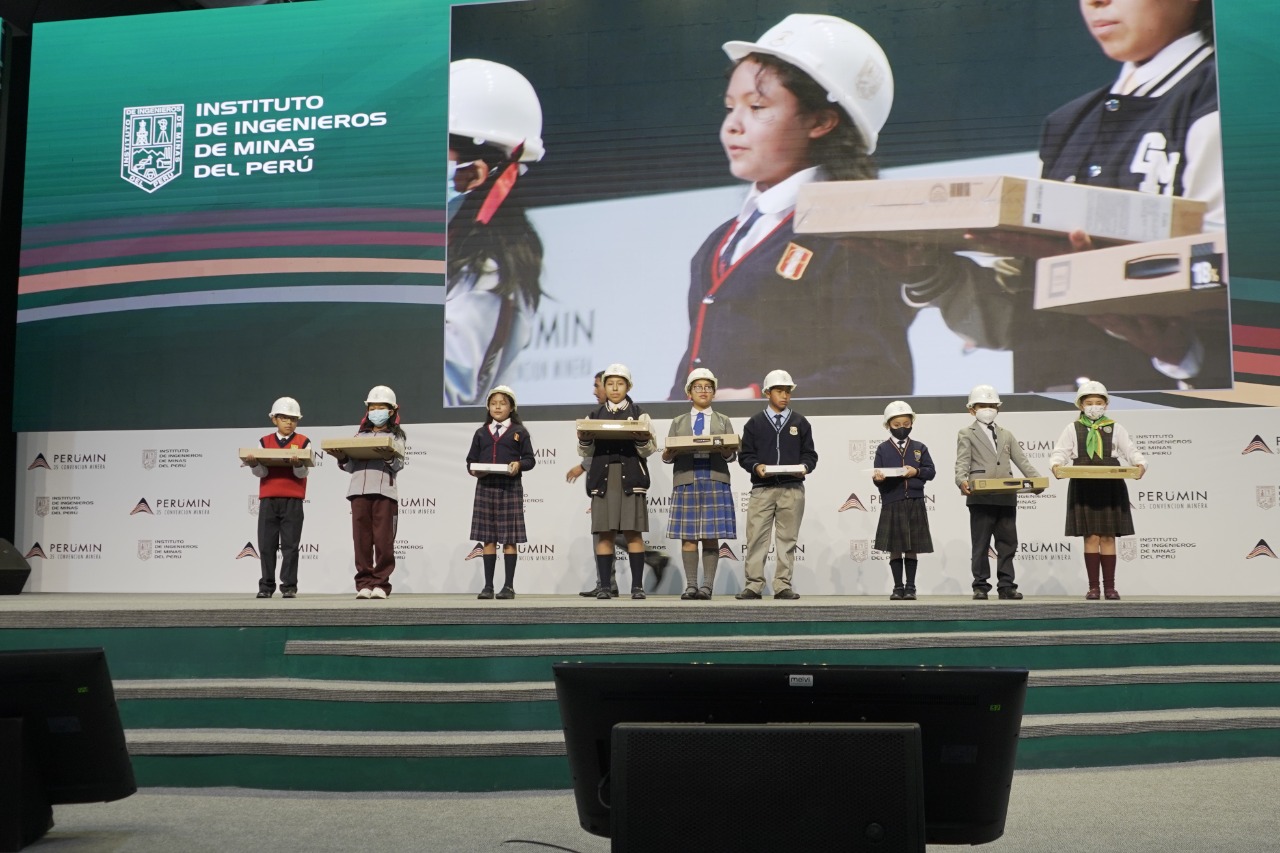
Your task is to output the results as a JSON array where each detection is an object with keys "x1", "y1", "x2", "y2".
[
  {"x1": 956, "y1": 384, "x2": 1042, "y2": 601},
  {"x1": 872, "y1": 401, "x2": 935, "y2": 601},
  {"x1": 578, "y1": 364, "x2": 657, "y2": 600},
  {"x1": 467, "y1": 385, "x2": 536, "y2": 600},
  {"x1": 737, "y1": 369, "x2": 817, "y2": 600},
  {"x1": 662, "y1": 368, "x2": 737, "y2": 600},
  {"x1": 1050, "y1": 381, "x2": 1146, "y2": 600},
  {"x1": 667, "y1": 13, "x2": 914, "y2": 400},
  {"x1": 329, "y1": 385, "x2": 406, "y2": 600},
  {"x1": 244, "y1": 396, "x2": 310, "y2": 599}
]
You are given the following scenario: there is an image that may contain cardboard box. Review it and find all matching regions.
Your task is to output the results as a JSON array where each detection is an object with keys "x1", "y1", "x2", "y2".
[
  {"x1": 576, "y1": 419, "x2": 652, "y2": 440},
  {"x1": 239, "y1": 447, "x2": 315, "y2": 467},
  {"x1": 1034, "y1": 232, "x2": 1227, "y2": 317},
  {"x1": 1055, "y1": 466, "x2": 1141, "y2": 479},
  {"x1": 762, "y1": 465, "x2": 807, "y2": 476},
  {"x1": 795, "y1": 176, "x2": 1205, "y2": 250},
  {"x1": 665, "y1": 434, "x2": 740, "y2": 454},
  {"x1": 971, "y1": 476, "x2": 1049, "y2": 494},
  {"x1": 320, "y1": 436, "x2": 402, "y2": 459},
  {"x1": 470, "y1": 463, "x2": 514, "y2": 475}
]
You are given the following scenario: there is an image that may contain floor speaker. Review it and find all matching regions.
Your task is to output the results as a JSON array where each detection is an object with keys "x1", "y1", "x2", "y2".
[{"x1": 0, "y1": 540, "x2": 32, "y2": 595}]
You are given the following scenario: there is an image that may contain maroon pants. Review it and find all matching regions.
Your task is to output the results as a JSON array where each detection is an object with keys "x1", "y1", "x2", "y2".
[{"x1": 350, "y1": 494, "x2": 397, "y2": 593}]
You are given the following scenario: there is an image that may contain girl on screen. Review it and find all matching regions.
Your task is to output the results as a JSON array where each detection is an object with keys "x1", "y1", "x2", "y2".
[
  {"x1": 466, "y1": 385, "x2": 536, "y2": 600},
  {"x1": 667, "y1": 13, "x2": 917, "y2": 401},
  {"x1": 445, "y1": 58, "x2": 546, "y2": 407}
]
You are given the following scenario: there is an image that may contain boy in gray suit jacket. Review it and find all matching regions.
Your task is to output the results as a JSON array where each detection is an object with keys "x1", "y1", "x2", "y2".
[{"x1": 955, "y1": 385, "x2": 1042, "y2": 601}]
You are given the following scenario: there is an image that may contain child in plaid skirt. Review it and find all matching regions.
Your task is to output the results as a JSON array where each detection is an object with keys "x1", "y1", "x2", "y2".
[
  {"x1": 466, "y1": 385, "x2": 536, "y2": 599},
  {"x1": 872, "y1": 400, "x2": 935, "y2": 600},
  {"x1": 662, "y1": 368, "x2": 738, "y2": 600}
]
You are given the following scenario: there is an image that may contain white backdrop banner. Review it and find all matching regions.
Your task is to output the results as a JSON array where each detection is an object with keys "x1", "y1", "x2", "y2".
[{"x1": 14, "y1": 407, "x2": 1280, "y2": 596}]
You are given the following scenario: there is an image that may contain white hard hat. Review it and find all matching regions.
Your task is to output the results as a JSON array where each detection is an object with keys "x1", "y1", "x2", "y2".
[
  {"x1": 684, "y1": 368, "x2": 718, "y2": 396},
  {"x1": 487, "y1": 385, "x2": 517, "y2": 408},
  {"x1": 1075, "y1": 381, "x2": 1109, "y2": 409},
  {"x1": 967, "y1": 385, "x2": 1002, "y2": 408},
  {"x1": 883, "y1": 400, "x2": 916, "y2": 428},
  {"x1": 450, "y1": 58, "x2": 545, "y2": 163},
  {"x1": 269, "y1": 397, "x2": 301, "y2": 419},
  {"x1": 762, "y1": 369, "x2": 796, "y2": 392},
  {"x1": 724, "y1": 13, "x2": 894, "y2": 154},
  {"x1": 602, "y1": 363, "x2": 633, "y2": 389},
  {"x1": 364, "y1": 385, "x2": 398, "y2": 407}
]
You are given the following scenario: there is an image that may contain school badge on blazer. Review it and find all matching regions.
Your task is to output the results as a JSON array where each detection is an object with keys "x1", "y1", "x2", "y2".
[{"x1": 776, "y1": 242, "x2": 814, "y2": 280}]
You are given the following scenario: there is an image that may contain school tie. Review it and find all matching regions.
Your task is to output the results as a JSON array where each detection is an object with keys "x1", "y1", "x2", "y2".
[
  {"x1": 492, "y1": 425, "x2": 502, "y2": 442},
  {"x1": 717, "y1": 208, "x2": 763, "y2": 276},
  {"x1": 898, "y1": 440, "x2": 906, "y2": 452},
  {"x1": 694, "y1": 412, "x2": 705, "y2": 436},
  {"x1": 987, "y1": 423, "x2": 999, "y2": 450},
  {"x1": 773, "y1": 413, "x2": 783, "y2": 431}
]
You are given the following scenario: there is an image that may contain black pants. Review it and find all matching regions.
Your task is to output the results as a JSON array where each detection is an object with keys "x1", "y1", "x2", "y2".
[
  {"x1": 969, "y1": 504, "x2": 1018, "y2": 592},
  {"x1": 259, "y1": 497, "x2": 305, "y2": 592}
]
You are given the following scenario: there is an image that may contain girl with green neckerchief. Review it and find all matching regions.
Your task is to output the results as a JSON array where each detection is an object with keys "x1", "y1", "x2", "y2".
[{"x1": 1049, "y1": 382, "x2": 1147, "y2": 601}]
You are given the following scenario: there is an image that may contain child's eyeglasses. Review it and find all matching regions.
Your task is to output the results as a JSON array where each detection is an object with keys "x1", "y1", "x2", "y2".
[{"x1": 690, "y1": 384, "x2": 715, "y2": 392}]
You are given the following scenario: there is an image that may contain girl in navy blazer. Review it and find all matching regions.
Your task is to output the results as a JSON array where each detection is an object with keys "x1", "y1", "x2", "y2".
[
  {"x1": 872, "y1": 401, "x2": 935, "y2": 600},
  {"x1": 466, "y1": 385, "x2": 536, "y2": 599}
]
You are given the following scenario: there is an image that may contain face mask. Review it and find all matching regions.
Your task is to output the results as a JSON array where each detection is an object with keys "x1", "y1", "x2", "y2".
[
  {"x1": 367, "y1": 409, "x2": 391, "y2": 427},
  {"x1": 446, "y1": 160, "x2": 474, "y2": 224},
  {"x1": 1083, "y1": 405, "x2": 1106, "y2": 421},
  {"x1": 890, "y1": 426, "x2": 912, "y2": 441},
  {"x1": 975, "y1": 408, "x2": 997, "y2": 425}
]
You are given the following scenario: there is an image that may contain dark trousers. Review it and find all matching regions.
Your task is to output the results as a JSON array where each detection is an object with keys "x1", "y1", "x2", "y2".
[
  {"x1": 351, "y1": 494, "x2": 397, "y2": 593},
  {"x1": 969, "y1": 504, "x2": 1018, "y2": 592},
  {"x1": 258, "y1": 497, "x2": 304, "y2": 593}
]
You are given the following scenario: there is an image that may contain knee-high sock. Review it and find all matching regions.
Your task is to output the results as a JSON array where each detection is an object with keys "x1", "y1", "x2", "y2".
[
  {"x1": 904, "y1": 558, "x2": 918, "y2": 587},
  {"x1": 1100, "y1": 553, "x2": 1117, "y2": 590},
  {"x1": 701, "y1": 546, "x2": 719, "y2": 591},
  {"x1": 503, "y1": 552, "x2": 517, "y2": 589},
  {"x1": 628, "y1": 551, "x2": 646, "y2": 590},
  {"x1": 890, "y1": 558, "x2": 904, "y2": 588},
  {"x1": 681, "y1": 549, "x2": 700, "y2": 588},
  {"x1": 481, "y1": 553, "x2": 496, "y2": 588},
  {"x1": 595, "y1": 554, "x2": 613, "y2": 590},
  {"x1": 1083, "y1": 552, "x2": 1101, "y2": 588}
]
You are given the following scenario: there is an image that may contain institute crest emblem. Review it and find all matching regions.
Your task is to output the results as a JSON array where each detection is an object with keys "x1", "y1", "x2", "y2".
[
  {"x1": 142, "y1": 449, "x2": 157, "y2": 470},
  {"x1": 1119, "y1": 539, "x2": 1138, "y2": 562},
  {"x1": 137, "y1": 540, "x2": 153, "y2": 561},
  {"x1": 121, "y1": 105, "x2": 184, "y2": 193},
  {"x1": 35, "y1": 497, "x2": 50, "y2": 517},
  {"x1": 1257, "y1": 486, "x2": 1276, "y2": 510},
  {"x1": 849, "y1": 540, "x2": 869, "y2": 563}
]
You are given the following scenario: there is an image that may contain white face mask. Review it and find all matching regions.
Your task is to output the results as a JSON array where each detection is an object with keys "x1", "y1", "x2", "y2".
[
  {"x1": 974, "y1": 408, "x2": 997, "y2": 425},
  {"x1": 1083, "y1": 405, "x2": 1106, "y2": 421}
]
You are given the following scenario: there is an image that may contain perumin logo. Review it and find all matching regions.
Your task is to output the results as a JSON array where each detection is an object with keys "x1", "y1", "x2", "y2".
[
  {"x1": 1246, "y1": 540, "x2": 1278, "y2": 560},
  {"x1": 131, "y1": 498, "x2": 155, "y2": 516},
  {"x1": 236, "y1": 542, "x2": 260, "y2": 560},
  {"x1": 122, "y1": 104, "x2": 184, "y2": 192},
  {"x1": 24, "y1": 543, "x2": 48, "y2": 560},
  {"x1": 1242, "y1": 436, "x2": 1274, "y2": 455},
  {"x1": 838, "y1": 493, "x2": 868, "y2": 512},
  {"x1": 28, "y1": 454, "x2": 50, "y2": 471},
  {"x1": 465, "y1": 543, "x2": 484, "y2": 560},
  {"x1": 717, "y1": 542, "x2": 738, "y2": 561}
]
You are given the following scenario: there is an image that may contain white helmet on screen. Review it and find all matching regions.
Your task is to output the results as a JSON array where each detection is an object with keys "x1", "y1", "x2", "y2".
[
  {"x1": 365, "y1": 385, "x2": 398, "y2": 407},
  {"x1": 450, "y1": 58, "x2": 545, "y2": 162},
  {"x1": 762, "y1": 369, "x2": 796, "y2": 392},
  {"x1": 269, "y1": 397, "x2": 302, "y2": 419},
  {"x1": 882, "y1": 400, "x2": 915, "y2": 428},
  {"x1": 723, "y1": 13, "x2": 894, "y2": 153},
  {"x1": 967, "y1": 385, "x2": 1001, "y2": 408}
]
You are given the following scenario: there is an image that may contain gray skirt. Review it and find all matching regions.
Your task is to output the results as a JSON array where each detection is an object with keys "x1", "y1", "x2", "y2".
[{"x1": 590, "y1": 462, "x2": 649, "y2": 533}]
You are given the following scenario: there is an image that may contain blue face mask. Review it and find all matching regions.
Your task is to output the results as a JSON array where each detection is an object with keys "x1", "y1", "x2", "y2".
[
  {"x1": 446, "y1": 160, "x2": 473, "y2": 224},
  {"x1": 367, "y1": 409, "x2": 391, "y2": 427}
]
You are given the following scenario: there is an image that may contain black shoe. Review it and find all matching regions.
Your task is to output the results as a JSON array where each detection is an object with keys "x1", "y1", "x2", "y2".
[
  {"x1": 998, "y1": 588, "x2": 1024, "y2": 600},
  {"x1": 609, "y1": 586, "x2": 620, "y2": 598},
  {"x1": 477, "y1": 587, "x2": 494, "y2": 600},
  {"x1": 889, "y1": 587, "x2": 906, "y2": 601},
  {"x1": 774, "y1": 589, "x2": 800, "y2": 600},
  {"x1": 903, "y1": 586, "x2": 917, "y2": 601},
  {"x1": 256, "y1": 590, "x2": 273, "y2": 599},
  {"x1": 631, "y1": 587, "x2": 646, "y2": 600},
  {"x1": 680, "y1": 587, "x2": 698, "y2": 600},
  {"x1": 972, "y1": 590, "x2": 989, "y2": 600},
  {"x1": 596, "y1": 589, "x2": 612, "y2": 600},
  {"x1": 496, "y1": 586, "x2": 516, "y2": 600},
  {"x1": 580, "y1": 586, "x2": 603, "y2": 598},
  {"x1": 735, "y1": 589, "x2": 762, "y2": 600},
  {"x1": 695, "y1": 587, "x2": 712, "y2": 600},
  {"x1": 281, "y1": 589, "x2": 297, "y2": 599}
]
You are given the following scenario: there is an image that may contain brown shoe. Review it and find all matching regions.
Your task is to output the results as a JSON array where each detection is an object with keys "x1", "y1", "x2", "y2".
[
  {"x1": 1104, "y1": 587, "x2": 1121, "y2": 600},
  {"x1": 1085, "y1": 587, "x2": 1101, "y2": 601}
]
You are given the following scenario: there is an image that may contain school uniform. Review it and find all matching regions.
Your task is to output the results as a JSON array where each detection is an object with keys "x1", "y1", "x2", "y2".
[
  {"x1": 1050, "y1": 419, "x2": 1146, "y2": 537},
  {"x1": 444, "y1": 260, "x2": 535, "y2": 406},
  {"x1": 250, "y1": 431, "x2": 310, "y2": 595},
  {"x1": 955, "y1": 420, "x2": 1040, "y2": 593},
  {"x1": 668, "y1": 168, "x2": 914, "y2": 399},
  {"x1": 738, "y1": 407, "x2": 818, "y2": 596},
  {"x1": 872, "y1": 438, "x2": 935, "y2": 555},
  {"x1": 579, "y1": 399, "x2": 656, "y2": 533},
  {"x1": 665, "y1": 409, "x2": 737, "y2": 542},
  {"x1": 338, "y1": 429, "x2": 406, "y2": 595},
  {"x1": 466, "y1": 419, "x2": 536, "y2": 543}
]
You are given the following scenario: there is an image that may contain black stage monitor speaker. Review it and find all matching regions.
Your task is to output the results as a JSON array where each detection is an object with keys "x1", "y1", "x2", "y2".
[
  {"x1": 610, "y1": 722, "x2": 925, "y2": 853},
  {"x1": 0, "y1": 540, "x2": 32, "y2": 595}
]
